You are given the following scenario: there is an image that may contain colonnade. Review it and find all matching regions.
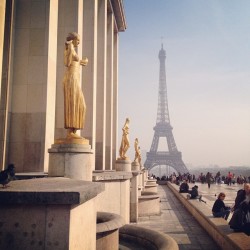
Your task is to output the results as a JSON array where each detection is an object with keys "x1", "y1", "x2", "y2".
[{"x1": 0, "y1": 0, "x2": 126, "y2": 172}]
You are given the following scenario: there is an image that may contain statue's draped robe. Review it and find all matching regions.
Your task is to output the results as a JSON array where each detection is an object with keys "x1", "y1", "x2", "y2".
[{"x1": 63, "y1": 41, "x2": 86, "y2": 129}]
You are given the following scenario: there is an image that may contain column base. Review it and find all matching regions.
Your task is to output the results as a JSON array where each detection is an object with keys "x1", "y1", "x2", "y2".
[
  {"x1": 54, "y1": 136, "x2": 89, "y2": 145},
  {"x1": 115, "y1": 159, "x2": 131, "y2": 171},
  {"x1": 48, "y1": 143, "x2": 94, "y2": 181},
  {"x1": 131, "y1": 161, "x2": 140, "y2": 171}
]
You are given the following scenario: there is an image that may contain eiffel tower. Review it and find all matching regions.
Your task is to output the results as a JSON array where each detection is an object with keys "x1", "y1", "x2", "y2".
[{"x1": 144, "y1": 44, "x2": 188, "y2": 174}]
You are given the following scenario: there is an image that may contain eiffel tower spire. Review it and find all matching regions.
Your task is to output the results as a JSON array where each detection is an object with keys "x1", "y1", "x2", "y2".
[
  {"x1": 157, "y1": 44, "x2": 170, "y2": 124},
  {"x1": 144, "y1": 44, "x2": 188, "y2": 174}
]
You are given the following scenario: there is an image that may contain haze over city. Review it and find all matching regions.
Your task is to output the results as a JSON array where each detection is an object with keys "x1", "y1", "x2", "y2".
[{"x1": 118, "y1": 0, "x2": 250, "y2": 168}]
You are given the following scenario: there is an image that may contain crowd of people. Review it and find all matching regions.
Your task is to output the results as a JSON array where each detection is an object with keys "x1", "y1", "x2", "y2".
[
  {"x1": 152, "y1": 171, "x2": 250, "y2": 235},
  {"x1": 154, "y1": 171, "x2": 250, "y2": 186},
  {"x1": 197, "y1": 171, "x2": 249, "y2": 185}
]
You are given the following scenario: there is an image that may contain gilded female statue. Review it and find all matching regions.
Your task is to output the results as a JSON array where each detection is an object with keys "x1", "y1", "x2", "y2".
[
  {"x1": 63, "y1": 32, "x2": 88, "y2": 138},
  {"x1": 119, "y1": 118, "x2": 130, "y2": 159},
  {"x1": 134, "y1": 138, "x2": 142, "y2": 166}
]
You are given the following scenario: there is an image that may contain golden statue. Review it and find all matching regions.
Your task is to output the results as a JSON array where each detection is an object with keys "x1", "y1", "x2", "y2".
[
  {"x1": 56, "y1": 32, "x2": 88, "y2": 144},
  {"x1": 134, "y1": 138, "x2": 142, "y2": 166},
  {"x1": 119, "y1": 118, "x2": 130, "y2": 160},
  {"x1": 138, "y1": 147, "x2": 142, "y2": 167}
]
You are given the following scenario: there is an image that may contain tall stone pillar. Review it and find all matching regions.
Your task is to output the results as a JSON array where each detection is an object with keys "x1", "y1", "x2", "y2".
[
  {"x1": 49, "y1": 0, "x2": 94, "y2": 181},
  {"x1": 105, "y1": 12, "x2": 114, "y2": 170},
  {"x1": 45, "y1": 0, "x2": 59, "y2": 170},
  {"x1": 55, "y1": 0, "x2": 84, "y2": 140},
  {"x1": 112, "y1": 33, "x2": 119, "y2": 168},
  {"x1": 95, "y1": 0, "x2": 107, "y2": 170},
  {"x1": 0, "y1": 0, "x2": 6, "y2": 101},
  {"x1": 82, "y1": 0, "x2": 98, "y2": 152},
  {"x1": 130, "y1": 172, "x2": 139, "y2": 222},
  {"x1": 0, "y1": 0, "x2": 10, "y2": 169},
  {"x1": 8, "y1": 0, "x2": 58, "y2": 172}
]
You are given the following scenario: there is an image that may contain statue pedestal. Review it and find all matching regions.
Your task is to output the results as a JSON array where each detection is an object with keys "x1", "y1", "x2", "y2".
[
  {"x1": 48, "y1": 143, "x2": 94, "y2": 181},
  {"x1": 115, "y1": 159, "x2": 131, "y2": 172},
  {"x1": 131, "y1": 161, "x2": 140, "y2": 171}
]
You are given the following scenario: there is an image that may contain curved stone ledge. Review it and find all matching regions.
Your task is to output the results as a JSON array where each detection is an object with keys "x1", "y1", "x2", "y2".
[
  {"x1": 138, "y1": 194, "x2": 160, "y2": 216},
  {"x1": 119, "y1": 224, "x2": 179, "y2": 250},
  {"x1": 147, "y1": 179, "x2": 157, "y2": 184},
  {"x1": 144, "y1": 183, "x2": 158, "y2": 193},
  {"x1": 141, "y1": 190, "x2": 158, "y2": 196},
  {"x1": 139, "y1": 194, "x2": 159, "y2": 200},
  {"x1": 96, "y1": 212, "x2": 125, "y2": 250},
  {"x1": 156, "y1": 180, "x2": 168, "y2": 185},
  {"x1": 96, "y1": 212, "x2": 125, "y2": 233}
]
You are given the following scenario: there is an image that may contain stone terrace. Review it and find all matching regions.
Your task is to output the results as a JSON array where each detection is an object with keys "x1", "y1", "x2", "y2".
[
  {"x1": 168, "y1": 182, "x2": 250, "y2": 250},
  {"x1": 134, "y1": 182, "x2": 249, "y2": 250},
  {"x1": 135, "y1": 184, "x2": 220, "y2": 250}
]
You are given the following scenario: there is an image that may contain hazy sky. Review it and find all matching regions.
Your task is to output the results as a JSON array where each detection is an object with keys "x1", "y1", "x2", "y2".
[{"x1": 118, "y1": 0, "x2": 250, "y2": 167}]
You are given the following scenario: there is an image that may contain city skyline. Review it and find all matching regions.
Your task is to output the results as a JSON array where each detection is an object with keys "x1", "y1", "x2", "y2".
[{"x1": 118, "y1": 0, "x2": 250, "y2": 167}]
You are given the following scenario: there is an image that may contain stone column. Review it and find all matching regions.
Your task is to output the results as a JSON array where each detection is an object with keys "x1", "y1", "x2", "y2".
[
  {"x1": 144, "y1": 169, "x2": 149, "y2": 188},
  {"x1": 82, "y1": 0, "x2": 98, "y2": 152},
  {"x1": 130, "y1": 171, "x2": 139, "y2": 222},
  {"x1": 112, "y1": 33, "x2": 118, "y2": 168},
  {"x1": 95, "y1": 0, "x2": 107, "y2": 170},
  {"x1": 0, "y1": 0, "x2": 11, "y2": 169},
  {"x1": 0, "y1": 0, "x2": 6, "y2": 100},
  {"x1": 138, "y1": 171, "x2": 143, "y2": 196},
  {"x1": 105, "y1": 12, "x2": 114, "y2": 170},
  {"x1": 55, "y1": 0, "x2": 84, "y2": 140},
  {"x1": 141, "y1": 169, "x2": 146, "y2": 190},
  {"x1": 49, "y1": 0, "x2": 94, "y2": 181},
  {"x1": 44, "y1": 0, "x2": 59, "y2": 170},
  {"x1": 8, "y1": 0, "x2": 58, "y2": 172},
  {"x1": 93, "y1": 171, "x2": 132, "y2": 224}
]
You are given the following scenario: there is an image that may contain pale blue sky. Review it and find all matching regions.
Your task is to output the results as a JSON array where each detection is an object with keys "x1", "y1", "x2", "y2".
[{"x1": 118, "y1": 0, "x2": 250, "y2": 167}]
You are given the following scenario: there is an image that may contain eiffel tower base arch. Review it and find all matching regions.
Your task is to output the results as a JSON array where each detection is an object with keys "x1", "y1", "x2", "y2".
[{"x1": 144, "y1": 151, "x2": 188, "y2": 174}]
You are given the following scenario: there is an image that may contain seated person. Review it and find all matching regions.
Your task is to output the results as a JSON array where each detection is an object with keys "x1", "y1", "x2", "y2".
[
  {"x1": 187, "y1": 185, "x2": 202, "y2": 200},
  {"x1": 233, "y1": 183, "x2": 250, "y2": 211},
  {"x1": 212, "y1": 192, "x2": 230, "y2": 220},
  {"x1": 179, "y1": 180, "x2": 189, "y2": 193},
  {"x1": 239, "y1": 198, "x2": 250, "y2": 235},
  {"x1": 229, "y1": 186, "x2": 250, "y2": 234}
]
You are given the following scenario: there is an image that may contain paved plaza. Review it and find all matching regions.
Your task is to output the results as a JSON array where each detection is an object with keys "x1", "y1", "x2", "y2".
[{"x1": 135, "y1": 182, "x2": 244, "y2": 250}]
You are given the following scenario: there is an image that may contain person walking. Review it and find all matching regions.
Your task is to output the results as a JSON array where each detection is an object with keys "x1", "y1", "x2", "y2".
[
  {"x1": 227, "y1": 171, "x2": 233, "y2": 186},
  {"x1": 206, "y1": 172, "x2": 212, "y2": 189}
]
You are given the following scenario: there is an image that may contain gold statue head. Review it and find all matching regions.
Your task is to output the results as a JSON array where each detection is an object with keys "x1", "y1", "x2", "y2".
[{"x1": 66, "y1": 32, "x2": 80, "y2": 47}]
